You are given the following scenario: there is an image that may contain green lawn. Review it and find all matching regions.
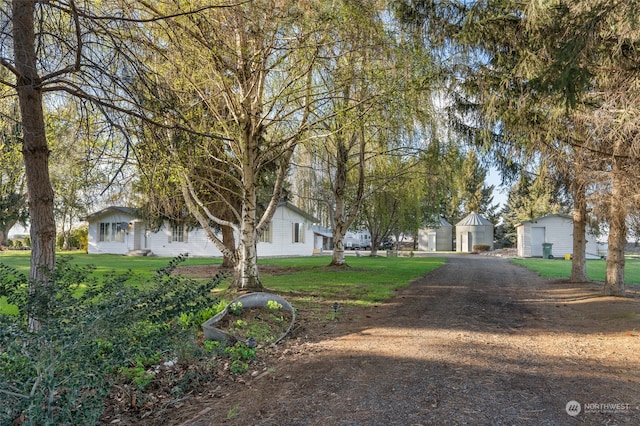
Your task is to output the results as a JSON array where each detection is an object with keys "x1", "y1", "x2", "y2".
[
  {"x1": 0, "y1": 251, "x2": 446, "y2": 314},
  {"x1": 258, "y1": 255, "x2": 445, "y2": 304},
  {"x1": 511, "y1": 257, "x2": 640, "y2": 285}
]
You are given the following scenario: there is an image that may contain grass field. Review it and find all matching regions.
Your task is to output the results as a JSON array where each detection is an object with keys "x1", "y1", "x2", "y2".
[
  {"x1": 0, "y1": 251, "x2": 446, "y2": 314},
  {"x1": 512, "y1": 257, "x2": 640, "y2": 285}
]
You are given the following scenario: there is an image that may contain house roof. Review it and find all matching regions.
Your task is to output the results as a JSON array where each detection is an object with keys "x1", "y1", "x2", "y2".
[
  {"x1": 515, "y1": 213, "x2": 572, "y2": 227},
  {"x1": 456, "y1": 211, "x2": 493, "y2": 226},
  {"x1": 312, "y1": 225, "x2": 332, "y2": 238},
  {"x1": 82, "y1": 206, "x2": 138, "y2": 222},
  {"x1": 84, "y1": 202, "x2": 319, "y2": 224},
  {"x1": 278, "y1": 201, "x2": 319, "y2": 223}
]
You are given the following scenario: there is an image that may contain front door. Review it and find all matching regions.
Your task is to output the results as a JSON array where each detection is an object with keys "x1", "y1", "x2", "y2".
[
  {"x1": 459, "y1": 232, "x2": 473, "y2": 252},
  {"x1": 428, "y1": 232, "x2": 437, "y2": 251},
  {"x1": 531, "y1": 227, "x2": 545, "y2": 257}
]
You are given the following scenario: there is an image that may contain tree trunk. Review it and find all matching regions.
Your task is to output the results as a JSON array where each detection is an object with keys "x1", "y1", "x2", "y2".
[
  {"x1": 221, "y1": 225, "x2": 237, "y2": 269},
  {"x1": 570, "y1": 163, "x2": 588, "y2": 282},
  {"x1": 233, "y1": 240, "x2": 262, "y2": 290},
  {"x1": 570, "y1": 204, "x2": 588, "y2": 282},
  {"x1": 0, "y1": 226, "x2": 12, "y2": 247},
  {"x1": 232, "y1": 122, "x2": 263, "y2": 291},
  {"x1": 604, "y1": 158, "x2": 626, "y2": 296},
  {"x1": 330, "y1": 139, "x2": 349, "y2": 267},
  {"x1": 330, "y1": 223, "x2": 348, "y2": 266},
  {"x1": 12, "y1": 1, "x2": 57, "y2": 291}
]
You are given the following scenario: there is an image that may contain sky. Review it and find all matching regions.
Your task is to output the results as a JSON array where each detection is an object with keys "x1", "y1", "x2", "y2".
[{"x1": 487, "y1": 166, "x2": 509, "y2": 211}]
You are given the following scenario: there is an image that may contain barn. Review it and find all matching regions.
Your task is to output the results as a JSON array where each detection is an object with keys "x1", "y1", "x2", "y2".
[
  {"x1": 455, "y1": 212, "x2": 494, "y2": 252},
  {"x1": 516, "y1": 214, "x2": 603, "y2": 259},
  {"x1": 418, "y1": 217, "x2": 453, "y2": 251}
]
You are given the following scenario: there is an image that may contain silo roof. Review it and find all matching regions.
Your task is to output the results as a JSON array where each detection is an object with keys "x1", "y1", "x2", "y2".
[
  {"x1": 456, "y1": 212, "x2": 493, "y2": 226},
  {"x1": 437, "y1": 217, "x2": 452, "y2": 227}
]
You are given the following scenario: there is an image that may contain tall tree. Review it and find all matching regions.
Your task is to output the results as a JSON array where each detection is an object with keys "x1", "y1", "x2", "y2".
[
  {"x1": 47, "y1": 101, "x2": 107, "y2": 250},
  {"x1": 0, "y1": 1, "x2": 181, "y2": 308},
  {"x1": 295, "y1": 0, "x2": 433, "y2": 266},
  {"x1": 392, "y1": 0, "x2": 618, "y2": 285},
  {"x1": 5, "y1": 0, "x2": 57, "y2": 297},
  {"x1": 133, "y1": 0, "x2": 319, "y2": 290},
  {"x1": 523, "y1": 0, "x2": 640, "y2": 294}
]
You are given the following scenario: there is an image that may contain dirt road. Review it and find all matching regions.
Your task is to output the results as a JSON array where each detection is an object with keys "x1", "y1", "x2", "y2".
[{"x1": 173, "y1": 255, "x2": 640, "y2": 425}]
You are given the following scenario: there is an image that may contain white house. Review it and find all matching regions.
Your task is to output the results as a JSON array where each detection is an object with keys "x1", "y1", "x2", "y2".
[
  {"x1": 516, "y1": 214, "x2": 603, "y2": 259},
  {"x1": 85, "y1": 202, "x2": 318, "y2": 257}
]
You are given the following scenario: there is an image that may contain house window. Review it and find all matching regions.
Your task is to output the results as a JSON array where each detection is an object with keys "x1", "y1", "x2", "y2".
[
  {"x1": 292, "y1": 222, "x2": 305, "y2": 243},
  {"x1": 99, "y1": 223, "x2": 110, "y2": 242},
  {"x1": 171, "y1": 224, "x2": 187, "y2": 243},
  {"x1": 99, "y1": 222, "x2": 124, "y2": 242},
  {"x1": 259, "y1": 223, "x2": 272, "y2": 243}
]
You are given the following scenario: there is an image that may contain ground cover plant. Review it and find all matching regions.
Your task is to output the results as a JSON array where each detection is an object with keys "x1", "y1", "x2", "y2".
[
  {"x1": 512, "y1": 257, "x2": 640, "y2": 285},
  {"x1": 0, "y1": 255, "x2": 226, "y2": 425},
  {"x1": 0, "y1": 252, "x2": 220, "y2": 315}
]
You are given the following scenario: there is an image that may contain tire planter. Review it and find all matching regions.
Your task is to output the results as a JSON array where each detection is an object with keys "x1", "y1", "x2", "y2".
[{"x1": 202, "y1": 292, "x2": 295, "y2": 346}]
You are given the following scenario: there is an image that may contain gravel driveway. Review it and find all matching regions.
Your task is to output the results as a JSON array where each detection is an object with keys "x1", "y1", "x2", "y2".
[{"x1": 172, "y1": 255, "x2": 640, "y2": 426}]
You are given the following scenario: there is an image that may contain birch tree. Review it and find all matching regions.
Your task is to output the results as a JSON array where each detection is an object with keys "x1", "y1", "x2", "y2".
[{"x1": 133, "y1": 0, "x2": 320, "y2": 290}]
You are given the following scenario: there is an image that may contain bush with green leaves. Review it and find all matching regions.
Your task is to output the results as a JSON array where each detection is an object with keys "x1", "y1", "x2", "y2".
[
  {"x1": 56, "y1": 226, "x2": 89, "y2": 251},
  {"x1": 0, "y1": 254, "x2": 225, "y2": 425}
]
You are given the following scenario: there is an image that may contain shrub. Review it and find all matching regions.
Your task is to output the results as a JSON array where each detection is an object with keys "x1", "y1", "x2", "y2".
[
  {"x1": 56, "y1": 226, "x2": 88, "y2": 251},
  {"x1": 473, "y1": 244, "x2": 491, "y2": 252},
  {"x1": 0, "y1": 254, "x2": 226, "y2": 425}
]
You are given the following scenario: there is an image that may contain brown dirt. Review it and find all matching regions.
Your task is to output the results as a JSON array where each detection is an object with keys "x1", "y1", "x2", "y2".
[{"x1": 103, "y1": 255, "x2": 640, "y2": 425}]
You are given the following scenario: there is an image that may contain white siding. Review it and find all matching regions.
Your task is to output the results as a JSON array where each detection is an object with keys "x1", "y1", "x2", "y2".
[
  {"x1": 516, "y1": 215, "x2": 601, "y2": 259},
  {"x1": 258, "y1": 205, "x2": 315, "y2": 256},
  {"x1": 146, "y1": 226, "x2": 222, "y2": 257},
  {"x1": 87, "y1": 211, "x2": 136, "y2": 255},
  {"x1": 87, "y1": 203, "x2": 316, "y2": 258}
]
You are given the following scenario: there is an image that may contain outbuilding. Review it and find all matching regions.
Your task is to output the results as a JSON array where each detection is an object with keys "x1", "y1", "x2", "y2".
[
  {"x1": 418, "y1": 217, "x2": 453, "y2": 251},
  {"x1": 516, "y1": 214, "x2": 603, "y2": 259},
  {"x1": 455, "y1": 212, "x2": 494, "y2": 252}
]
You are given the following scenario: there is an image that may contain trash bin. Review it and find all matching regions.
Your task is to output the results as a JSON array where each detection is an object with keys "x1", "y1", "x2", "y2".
[{"x1": 542, "y1": 243, "x2": 554, "y2": 259}]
